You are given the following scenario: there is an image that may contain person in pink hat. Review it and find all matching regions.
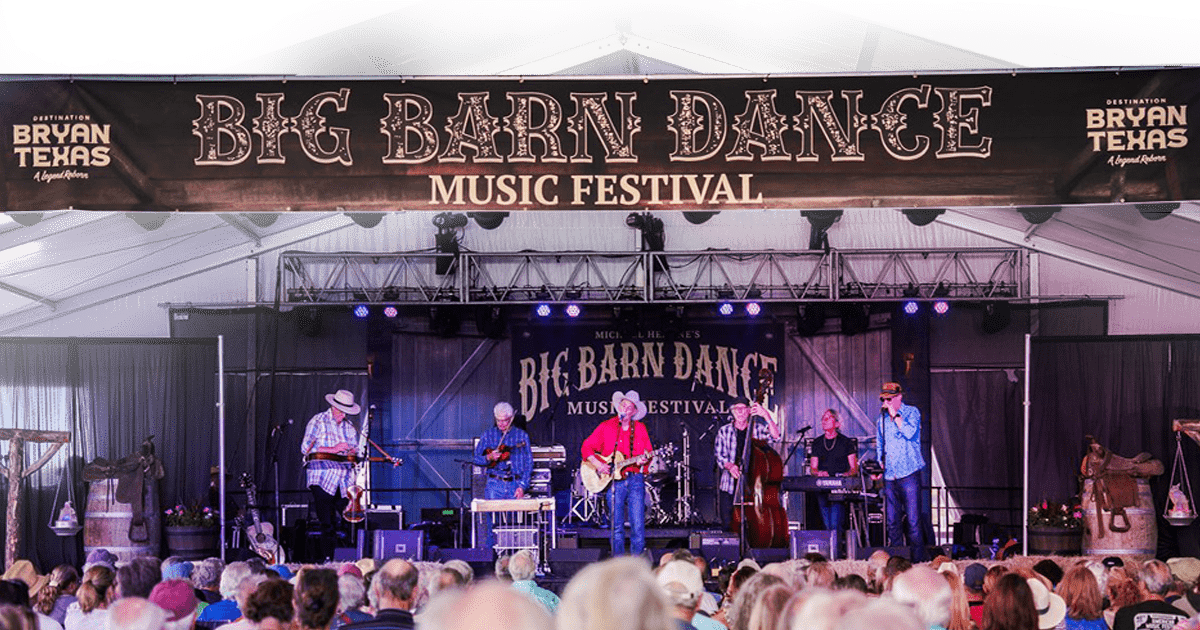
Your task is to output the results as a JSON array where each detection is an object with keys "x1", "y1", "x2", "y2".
[
  {"x1": 300, "y1": 389, "x2": 364, "y2": 561},
  {"x1": 581, "y1": 389, "x2": 656, "y2": 557},
  {"x1": 148, "y1": 579, "x2": 199, "y2": 630}
]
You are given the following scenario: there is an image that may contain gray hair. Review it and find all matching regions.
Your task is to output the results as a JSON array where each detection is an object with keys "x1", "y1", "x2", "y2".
[
  {"x1": 557, "y1": 557, "x2": 675, "y2": 630},
  {"x1": 509, "y1": 550, "x2": 538, "y2": 582},
  {"x1": 218, "y1": 562, "x2": 251, "y2": 600},
  {"x1": 494, "y1": 402, "x2": 515, "y2": 419},
  {"x1": 1142, "y1": 559, "x2": 1174, "y2": 596},
  {"x1": 890, "y1": 566, "x2": 952, "y2": 629},
  {"x1": 728, "y1": 571, "x2": 786, "y2": 630},
  {"x1": 790, "y1": 588, "x2": 869, "y2": 630},
  {"x1": 422, "y1": 582, "x2": 551, "y2": 630},
  {"x1": 836, "y1": 597, "x2": 923, "y2": 630},
  {"x1": 191, "y1": 558, "x2": 223, "y2": 590},
  {"x1": 443, "y1": 559, "x2": 474, "y2": 584},
  {"x1": 233, "y1": 574, "x2": 268, "y2": 611},
  {"x1": 106, "y1": 596, "x2": 166, "y2": 630},
  {"x1": 338, "y1": 573, "x2": 365, "y2": 612}
]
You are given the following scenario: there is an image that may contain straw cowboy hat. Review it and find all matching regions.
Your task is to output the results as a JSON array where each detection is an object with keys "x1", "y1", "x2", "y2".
[
  {"x1": 1027, "y1": 577, "x2": 1067, "y2": 630},
  {"x1": 611, "y1": 390, "x2": 648, "y2": 421},
  {"x1": 3, "y1": 559, "x2": 49, "y2": 599},
  {"x1": 326, "y1": 389, "x2": 362, "y2": 415}
]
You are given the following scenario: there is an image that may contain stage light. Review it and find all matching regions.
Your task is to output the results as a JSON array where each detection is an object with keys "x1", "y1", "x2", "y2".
[
  {"x1": 565, "y1": 304, "x2": 582, "y2": 318},
  {"x1": 353, "y1": 305, "x2": 370, "y2": 318},
  {"x1": 535, "y1": 304, "x2": 552, "y2": 318},
  {"x1": 932, "y1": 282, "x2": 951, "y2": 298},
  {"x1": 717, "y1": 302, "x2": 734, "y2": 316},
  {"x1": 933, "y1": 300, "x2": 950, "y2": 315},
  {"x1": 801, "y1": 210, "x2": 843, "y2": 250},
  {"x1": 745, "y1": 302, "x2": 762, "y2": 317},
  {"x1": 903, "y1": 301, "x2": 919, "y2": 315},
  {"x1": 626, "y1": 212, "x2": 666, "y2": 252},
  {"x1": 383, "y1": 306, "x2": 398, "y2": 318}
]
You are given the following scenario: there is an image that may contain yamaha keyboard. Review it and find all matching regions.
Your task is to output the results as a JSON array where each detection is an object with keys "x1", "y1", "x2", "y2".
[{"x1": 781, "y1": 475, "x2": 870, "y2": 494}]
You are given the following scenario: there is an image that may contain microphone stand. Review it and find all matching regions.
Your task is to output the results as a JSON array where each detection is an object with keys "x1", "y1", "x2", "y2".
[
  {"x1": 266, "y1": 418, "x2": 292, "y2": 551},
  {"x1": 781, "y1": 427, "x2": 812, "y2": 467}
]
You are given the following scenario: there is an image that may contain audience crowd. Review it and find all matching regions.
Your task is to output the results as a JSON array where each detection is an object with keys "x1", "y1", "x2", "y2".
[{"x1": 3, "y1": 546, "x2": 1200, "y2": 630}]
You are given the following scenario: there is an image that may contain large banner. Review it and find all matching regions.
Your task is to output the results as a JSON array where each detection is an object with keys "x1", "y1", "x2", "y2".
[
  {"x1": 512, "y1": 321, "x2": 785, "y2": 479},
  {"x1": 2, "y1": 68, "x2": 1198, "y2": 212}
]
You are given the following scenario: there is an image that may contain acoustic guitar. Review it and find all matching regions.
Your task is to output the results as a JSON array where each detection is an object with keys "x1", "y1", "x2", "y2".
[
  {"x1": 579, "y1": 443, "x2": 675, "y2": 494},
  {"x1": 239, "y1": 474, "x2": 283, "y2": 564}
]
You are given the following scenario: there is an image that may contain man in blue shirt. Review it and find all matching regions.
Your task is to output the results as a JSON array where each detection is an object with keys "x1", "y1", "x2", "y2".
[
  {"x1": 875, "y1": 381, "x2": 928, "y2": 561},
  {"x1": 473, "y1": 402, "x2": 533, "y2": 549}
]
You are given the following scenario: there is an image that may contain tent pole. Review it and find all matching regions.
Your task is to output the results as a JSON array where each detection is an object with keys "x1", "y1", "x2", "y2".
[
  {"x1": 1023, "y1": 333, "x2": 1030, "y2": 556},
  {"x1": 218, "y1": 335, "x2": 227, "y2": 562}
]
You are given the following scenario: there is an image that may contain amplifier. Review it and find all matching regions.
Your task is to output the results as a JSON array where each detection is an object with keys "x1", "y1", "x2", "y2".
[
  {"x1": 790, "y1": 529, "x2": 837, "y2": 560},
  {"x1": 281, "y1": 504, "x2": 310, "y2": 528},
  {"x1": 699, "y1": 532, "x2": 740, "y2": 565},
  {"x1": 373, "y1": 529, "x2": 425, "y2": 561},
  {"x1": 367, "y1": 506, "x2": 404, "y2": 530}
]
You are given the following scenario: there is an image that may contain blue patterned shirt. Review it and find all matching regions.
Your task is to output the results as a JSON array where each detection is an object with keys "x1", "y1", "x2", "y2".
[
  {"x1": 300, "y1": 408, "x2": 360, "y2": 495},
  {"x1": 473, "y1": 425, "x2": 532, "y2": 489},
  {"x1": 875, "y1": 402, "x2": 925, "y2": 480},
  {"x1": 512, "y1": 579, "x2": 560, "y2": 614},
  {"x1": 714, "y1": 419, "x2": 776, "y2": 494}
]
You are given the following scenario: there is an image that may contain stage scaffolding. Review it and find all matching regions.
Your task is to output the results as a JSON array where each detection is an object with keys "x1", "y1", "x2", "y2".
[{"x1": 276, "y1": 247, "x2": 1033, "y2": 306}]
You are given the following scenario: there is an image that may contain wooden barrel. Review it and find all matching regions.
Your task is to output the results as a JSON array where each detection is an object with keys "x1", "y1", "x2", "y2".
[
  {"x1": 1081, "y1": 477, "x2": 1156, "y2": 557},
  {"x1": 83, "y1": 477, "x2": 161, "y2": 563},
  {"x1": 163, "y1": 526, "x2": 219, "y2": 561}
]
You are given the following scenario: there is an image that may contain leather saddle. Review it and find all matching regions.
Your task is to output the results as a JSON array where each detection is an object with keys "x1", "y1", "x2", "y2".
[
  {"x1": 1079, "y1": 436, "x2": 1162, "y2": 538},
  {"x1": 82, "y1": 436, "x2": 165, "y2": 543}
]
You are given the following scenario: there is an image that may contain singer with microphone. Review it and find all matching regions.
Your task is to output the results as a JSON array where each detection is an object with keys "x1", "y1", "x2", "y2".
[
  {"x1": 581, "y1": 390, "x2": 655, "y2": 557},
  {"x1": 874, "y1": 381, "x2": 928, "y2": 561},
  {"x1": 809, "y1": 409, "x2": 857, "y2": 546},
  {"x1": 714, "y1": 400, "x2": 781, "y2": 530}
]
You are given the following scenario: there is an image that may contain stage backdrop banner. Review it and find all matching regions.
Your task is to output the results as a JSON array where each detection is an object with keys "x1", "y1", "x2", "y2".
[
  {"x1": 511, "y1": 321, "x2": 785, "y2": 470},
  {"x1": 2, "y1": 68, "x2": 1198, "y2": 211}
]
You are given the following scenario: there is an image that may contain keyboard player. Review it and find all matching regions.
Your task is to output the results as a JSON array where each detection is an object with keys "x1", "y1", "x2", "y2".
[{"x1": 809, "y1": 409, "x2": 858, "y2": 543}]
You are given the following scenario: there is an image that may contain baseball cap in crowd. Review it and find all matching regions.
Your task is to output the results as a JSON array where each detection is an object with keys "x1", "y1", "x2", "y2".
[
  {"x1": 1169, "y1": 557, "x2": 1200, "y2": 586},
  {"x1": 84, "y1": 548, "x2": 118, "y2": 572},
  {"x1": 149, "y1": 579, "x2": 198, "y2": 622},
  {"x1": 880, "y1": 382, "x2": 903, "y2": 399},
  {"x1": 963, "y1": 563, "x2": 987, "y2": 591},
  {"x1": 161, "y1": 561, "x2": 194, "y2": 581}
]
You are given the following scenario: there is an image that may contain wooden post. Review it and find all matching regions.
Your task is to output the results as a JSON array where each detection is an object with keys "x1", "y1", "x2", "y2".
[{"x1": 0, "y1": 429, "x2": 70, "y2": 569}]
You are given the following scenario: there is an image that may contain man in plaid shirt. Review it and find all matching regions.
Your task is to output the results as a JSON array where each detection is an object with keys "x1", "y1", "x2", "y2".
[
  {"x1": 714, "y1": 401, "x2": 781, "y2": 530},
  {"x1": 300, "y1": 389, "x2": 362, "y2": 559}
]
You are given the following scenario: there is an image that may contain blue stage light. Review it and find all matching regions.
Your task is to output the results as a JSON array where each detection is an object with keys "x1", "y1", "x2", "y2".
[
  {"x1": 565, "y1": 304, "x2": 582, "y2": 318},
  {"x1": 903, "y1": 301, "x2": 919, "y2": 315},
  {"x1": 353, "y1": 305, "x2": 370, "y2": 318},
  {"x1": 717, "y1": 302, "x2": 734, "y2": 316},
  {"x1": 535, "y1": 303, "x2": 552, "y2": 318}
]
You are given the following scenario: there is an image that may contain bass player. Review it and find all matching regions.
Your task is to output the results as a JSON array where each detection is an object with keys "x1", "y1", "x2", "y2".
[
  {"x1": 300, "y1": 388, "x2": 362, "y2": 560},
  {"x1": 714, "y1": 401, "x2": 781, "y2": 530},
  {"x1": 581, "y1": 390, "x2": 655, "y2": 557}
]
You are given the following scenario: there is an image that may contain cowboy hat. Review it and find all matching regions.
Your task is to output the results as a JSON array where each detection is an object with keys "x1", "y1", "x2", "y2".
[
  {"x1": 2, "y1": 559, "x2": 48, "y2": 599},
  {"x1": 1027, "y1": 577, "x2": 1067, "y2": 630},
  {"x1": 611, "y1": 390, "x2": 648, "y2": 421},
  {"x1": 325, "y1": 389, "x2": 362, "y2": 415}
]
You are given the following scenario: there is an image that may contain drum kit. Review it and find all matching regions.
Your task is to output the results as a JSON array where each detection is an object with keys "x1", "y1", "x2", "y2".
[{"x1": 568, "y1": 427, "x2": 701, "y2": 527}]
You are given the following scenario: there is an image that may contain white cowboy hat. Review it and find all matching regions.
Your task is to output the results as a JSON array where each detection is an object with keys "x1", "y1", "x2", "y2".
[
  {"x1": 1027, "y1": 577, "x2": 1067, "y2": 630},
  {"x1": 611, "y1": 390, "x2": 648, "y2": 421},
  {"x1": 326, "y1": 389, "x2": 362, "y2": 415}
]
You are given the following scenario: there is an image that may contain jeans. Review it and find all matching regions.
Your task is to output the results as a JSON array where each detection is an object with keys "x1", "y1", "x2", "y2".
[
  {"x1": 816, "y1": 493, "x2": 846, "y2": 537},
  {"x1": 483, "y1": 477, "x2": 520, "y2": 549},
  {"x1": 884, "y1": 471, "x2": 927, "y2": 561},
  {"x1": 609, "y1": 473, "x2": 646, "y2": 556}
]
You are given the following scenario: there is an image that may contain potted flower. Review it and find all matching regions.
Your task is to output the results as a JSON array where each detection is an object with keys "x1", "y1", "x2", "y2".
[
  {"x1": 163, "y1": 503, "x2": 219, "y2": 560},
  {"x1": 1027, "y1": 499, "x2": 1083, "y2": 555}
]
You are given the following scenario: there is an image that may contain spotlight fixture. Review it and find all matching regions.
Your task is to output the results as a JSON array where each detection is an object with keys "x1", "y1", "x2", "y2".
[
  {"x1": 347, "y1": 212, "x2": 384, "y2": 228},
  {"x1": 626, "y1": 212, "x2": 665, "y2": 251},
  {"x1": 1017, "y1": 206, "x2": 1060, "y2": 225},
  {"x1": 565, "y1": 304, "x2": 582, "y2": 318},
  {"x1": 243, "y1": 213, "x2": 278, "y2": 228},
  {"x1": 745, "y1": 302, "x2": 762, "y2": 317},
  {"x1": 1135, "y1": 202, "x2": 1179, "y2": 220},
  {"x1": 801, "y1": 210, "x2": 843, "y2": 251},
  {"x1": 9, "y1": 212, "x2": 44, "y2": 227},
  {"x1": 933, "y1": 300, "x2": 950, "y2": 315},
  {"x1": 353, "y1": 305, "x2": 370, "y2": 319},
  {"x1": 383, "y1": 306, "x2": 399, "y2": 318},
  {"x1": 932, "y1": 282, "x2": 951, "y2": 298},
  {"x1": 903, "y1": 301, "x2": 919, "y2": 315},
  {"x1": 535, "y1": 304, "x2": 552, "y2": 318},
  {"x1": 127, "y1": 212, "x2": 170, "y2": 231},
  {"x1": 468, "y1": 212, "x2": 509, "y2": 230},
  {"x1": 432, "y1": 212, "x2": 468, "y2": 276},
  {"x1": 717, "y1": 302, "x2": 735, "y2": 317}
]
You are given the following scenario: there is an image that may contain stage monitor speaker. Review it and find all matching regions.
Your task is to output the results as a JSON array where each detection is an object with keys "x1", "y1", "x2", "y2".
[
  {"x1": 367, "y1": 506, "x2": 404, "y2": 530},
  {"x1": 281, "y1": 504, "x2": 310, "y2": 528},
  {"x1": 790, "y1": 529, "x2": 837, "y2": 560},
  {"x1": 374, "y1": 530, "x2": 425, "y2": 561},
  {"x1": 748, "y1": 547, "x2": 789, "y2": 565},
  {"x1": 333, "y1": 547, "x2": 359, "y2": 562},
  {"x1": 856, "y1": 545, "x2": 912, "y2": 560},
  {"x1": 699, "y1": 532, "x2": 740, "y2": 566},
  {"x1": 548, "y1": 548, "x2": 602, "y2": 577},
  {"x1": 437, "y1": 547, "x2": 496, "y2": 577}
]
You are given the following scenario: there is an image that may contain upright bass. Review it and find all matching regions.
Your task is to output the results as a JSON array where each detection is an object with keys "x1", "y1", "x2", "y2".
[{"x1": 730, "y1": 367, "x2": 789, "y2": 548}]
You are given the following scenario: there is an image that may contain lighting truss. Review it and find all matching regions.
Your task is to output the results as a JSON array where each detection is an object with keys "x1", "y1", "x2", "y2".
[{"x1": 277, "y1": 248, "x2": 1031, "y2": 306}]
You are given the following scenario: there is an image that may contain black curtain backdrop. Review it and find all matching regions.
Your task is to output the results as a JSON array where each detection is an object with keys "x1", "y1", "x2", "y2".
[
  {"x1": 0, "y1": 338, "x2": 216, "y2": 570},
  {"x1": 932, "y1": 369, "x2": 1024, "y2": 529},
  {"x1": 1029, "y1": 336, "x2": 1200, "y2": 557}
]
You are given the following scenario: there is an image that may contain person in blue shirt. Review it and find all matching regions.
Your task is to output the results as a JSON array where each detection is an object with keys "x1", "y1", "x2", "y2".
[
  {"x1": 874, "y1": 381, "x2": 928, "y2": 561},
  {"x1": 473, "y1": 402, "x2": 533, "y2": 550}
]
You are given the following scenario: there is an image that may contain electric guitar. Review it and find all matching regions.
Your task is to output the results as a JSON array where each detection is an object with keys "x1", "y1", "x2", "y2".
[
  {"x1": 239, "y1": 473, "x2": 283, "y2": 564},
  {"x1": 580, "y1": 443, "x2": 676, "y2": 494}
]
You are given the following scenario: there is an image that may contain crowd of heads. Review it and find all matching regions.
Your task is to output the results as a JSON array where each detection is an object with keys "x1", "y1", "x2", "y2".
[{"x1": 4, "y1": 546, "x2": 1200, "y2": 630}]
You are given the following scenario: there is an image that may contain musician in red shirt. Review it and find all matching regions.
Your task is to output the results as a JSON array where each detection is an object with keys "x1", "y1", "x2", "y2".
[{"x1": 581, "y1": 390, "x2": 655, "y2": 557}]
